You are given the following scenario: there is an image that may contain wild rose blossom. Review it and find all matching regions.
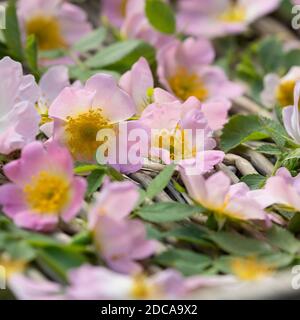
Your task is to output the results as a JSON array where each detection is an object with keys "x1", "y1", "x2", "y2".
[
  {"x1": 66, "y1": 266, "x2": 236, "y2": 300},
  {"x1": 9, "y1": 264, "x2": 236, "y2": 300},
  {"x1": 0, "y1": 141, "x2": 86, "y2": 232},
  {"x1": 157, "y1": 38, "x2": 244, "y2": 102},
  {"x1": 17, "y1": 0, "x2": 92, "y2": 64},
  {"x1": 37, "y1": 65, "x2": 74, "y2": 137},
  {"x1": 119, "y1": 57, "x2": 154, "y2": 116},
  {"x1": 250, "y1": 167, "x2": 300, "y2": 212},
  {"x1": 93, "y1": 216, "x2": 157, "y2": 274},
  {"x1": 177, "y1": 0, "x2": 281, "y2": 38},
  {"x1": 9, "y1": 273, "x2": 65, "y2": 300},
  {"x1": 140, "y1": 95, "x2": 227, "y2": 169},
  {"x1": 48, "y1": 73, "x2": 146, "y2": 172},
  {"x1": 87, "y1": 179, "x2": 156, "y2": 273},
  {"x1": 0, "y1": 57, "x2": 40, "y2": 155},
  {"x1": 261, "y1": 67, "x2": 300, "y2": 108},
  {"x1": 88, "y1": 179, "x2": 140, "y2": 228},
  {"x1": 180, "y1": 170, "x2": 268, "y2": 223}
]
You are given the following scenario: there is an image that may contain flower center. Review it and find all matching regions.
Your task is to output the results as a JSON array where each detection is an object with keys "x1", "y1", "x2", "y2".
[
  {"x1": 26, "y1": 15, "x2": 66, "y2": 50},
  {"x1": 120, "y1": 0, "x2": 129, "y2": 17},
  {"x1": 0, "y1": 255, "x2": 26, "y2": 280},
  {"x1": 24, "y1": 171, "x2": 70, "y2": 214},
  {"x1": 276, "y1": 80, "x2": 296, "y2": 108},
  {"x1": 64, "y1": 109, "x2": 111, "y2": 161},
  {"x1": 153, "y1": 125, "x2": 200, "y2": 162},
  {"x1": 168, "y1": 67, "x2": 208, "y2": 101},
  {"x1": 36, "y1": 103, "x2": 52, "y2": 126},
  {"x1": 231, "y1": 257, "x2": 272, "y2": 281},
  {"x1": 130, "y1": 274, "x2": 155, "y2": 299},
  {"x1": 219, "y1": 3, "x2": 246, "y2": 23}
]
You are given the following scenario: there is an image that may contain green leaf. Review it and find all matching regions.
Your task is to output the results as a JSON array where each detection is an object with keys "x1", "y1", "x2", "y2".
[
  {"x1": 288, "y1": 213, "x2": 300, "y2": 233},
  {"x1": 106, "y1": 166, "x2": 124, "y2": 181},
  {"x1": 154, "y1": 248, "x2": 212, "y2": 276},
  {"x1": 255, "y1": 144, "x2": 282, "y2": 155},
  {"x1": 5, "y1": 241, "x2": 36, "y2": 261},
  {"x1": 74, "y1": 163, "x2": 104, "y2": 174},
  {"x1": 240, "y1": 174, "x2": 266, "y2": 190},
  {"x1": 257, "y1": 37, "x2": 284, "y2": 73},
  {"x1": 259, "y1": 117, "x2": 289, "y2": 148},
  {"x1": 146, "y1": 224, "x2": 165, "y2": 240},
  {"x1": 266, "y1": 225, "x2": 300, "y2": 254},
  {"x1": 209, "y1": 231, "x2": 272, "y2": 256},
  {"x1": 86, "y1": 40, "x2": 155, "y2": 71},
  {"x1": 39, "y1": 49, "x2": 67, "y2": 60},
  {"x1": 25, "y1": 35, "x2": 39, "y2": 80},
  {"x1": 165, "y1": 225, "x2": 215, "y2": 248},
  {"x1": 3, "y1": 0, "x2": 23, "y2": 60},
  {"x1": 284, "y1": 148, "x2": 300, "y2": 161},
  {"x1": 72, "y1": 27, "x2": 107, "y2": 53},
  {"x1": 69, "y1": 66, "x2": 120, "y2": 82},
  {"x1": 71, "y1": 231, "x2": 92, "y2": 246},
  {"x1": 146, "y1": 164, "x2": 175, "y2": 200},
  {"x1": 86, "y1": 169, "x2": 106, "y2": 197},
  {"x1": 284, "y1": 49, "x2": 300, "y2": 71},
  {"x1": 259, "y1": 252, "x2": 295, "y2": 268},
  {"x1": 137, "y1": 203, "x2": 202, "y2": 223},
  {"x1": 220, "y1": 115, "x2": 269, "y2": 152},
  {"x1": 37, "y1": 245, "x2": 87, "y2": 282},
  {"x1": 145, "y1": 0, "x2": 176, "y2": 34}
]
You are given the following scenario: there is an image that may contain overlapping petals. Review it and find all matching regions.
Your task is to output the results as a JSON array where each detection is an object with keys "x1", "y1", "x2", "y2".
[
  {"x1": 0, "y1": 57, "x2": 40, "y2": 155},
  {"x1": 0, "y1": 141, "x2": 86, "y2": 232}
]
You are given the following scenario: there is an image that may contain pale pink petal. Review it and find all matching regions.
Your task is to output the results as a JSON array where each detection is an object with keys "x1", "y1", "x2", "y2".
[
  {"x1": 205, "y1": 171, "x2": 231, "y2": 207},
  {"x1": 49, "y1": 87, "x2": 95, "y2": 121},
  {"x1": 201, "y1": 98, "x2": 231, "y2": 130},
  {"x1": 119, "y1": 57, "x2": 154, "y2": 114},
  {"x1": 39, "y1": 66, "x2": 70, "y2": 104},
  {"x1": 61, "y1": 177, "x2": 86, "y2": 222},
  {"x1": 85, "y1": 74, "x2": 136, "y2": 122}
]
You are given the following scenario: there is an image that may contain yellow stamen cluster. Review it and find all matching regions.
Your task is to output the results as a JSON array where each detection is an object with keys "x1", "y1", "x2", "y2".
[
  {"x1": 26, "y1": 15, "x2": 66, "y2": 50},
  {"x1": 24, "y1": 171, "x2": 70, "y2": 214},
  {"x1": 168, "y1": 67, "x2": 209, "y2": 102},
  {"x1": 276, "y1": 80, "x2": 296, "y2": 108},
  {"x1": 35, "y1": 103, "x2": 52, "y2": 126},
  {"x1": 65, "y1": 109, "x2": 111, "y2": 161},
  {"x1": 120, "y1": 0, "x2": 129, "y2": 18},
  {"x1": 153, "y1": 126, "x2": 197, "y2": 161},
  {"x1": 0, "y1": 255, "x2": 26, "y2": 280},
  {"x1": 231, "y1": 257, "x2": 272, "y2": 281},
  {"x1": 130, "y1": 274, "x2": 156, "y2": 299},
  {"x1": 219, "y1": 4, "x2": 246, "y2": 23}
]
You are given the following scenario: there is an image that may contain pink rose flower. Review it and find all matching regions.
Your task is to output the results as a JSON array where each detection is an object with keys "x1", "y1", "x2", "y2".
[
  {"x1": 250, "y1": 167, "x2": 300, "y2": 211},
  {"x1": 140, "y1": 95, "x2": 226, "y2": 170},
  {"x1": 180, "y1": 169, "x2": 268, "y2": 223},
  {"x1": 157, "y1": 38, "x2": 244, "y2": 102},
  {"x1": 177, "y1": 0, "x2": 281, "y2": 38},
  {"x1": 0, "y1": 57, "x2": 40, "y2": 155},
  {"x1": 48, "y1": 73, "x2": 145, "y2": 173},
  {"x1": 89, "y1": 179, "x2": 140, "y2": 228},
  {"x1": 93, "y1": 216, "x2": 157, "y2": 274},
  {"x1": 0, "y1": 141, "x2": 86, "y2": 232},
  {"x1": 17, "y1": 0, "x2": 92, "y2": 64}
]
